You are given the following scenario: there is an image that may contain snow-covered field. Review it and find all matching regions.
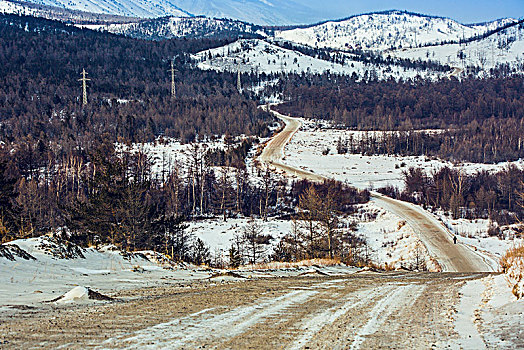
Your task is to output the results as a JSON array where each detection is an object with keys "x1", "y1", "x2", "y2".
[
  {"x1": 437, "y1": 215, "x2": 523, "y2": 266},
  {"x1": 0, "y1": 236, "x2": 211, "y2": 306},
  {"x1": 188, "y1": 218, "x2": 292, "y2": 262},
  {"x1": 0, "y1": 235, "x2": 368, "y2": 308},
  {"x1": 186, "y1": 203, "x2": 436, "y2": 271},
  {"x1": 454, "y1": 274, "x2": 524, "y2": 349},
  {"x1": 350, "y1": 202, "x2": 437, "y2": 270},
  {"x1": 284, "y1": 122, "x2": 524, "y2": 190},
  {"x1": 118, "y1": 136, "x2": 230, "y2": 178}
]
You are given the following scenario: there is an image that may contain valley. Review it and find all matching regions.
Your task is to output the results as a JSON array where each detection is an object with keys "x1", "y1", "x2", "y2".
[{"x1": 0, "y1": 2, "x2": 523, "y2": 349}]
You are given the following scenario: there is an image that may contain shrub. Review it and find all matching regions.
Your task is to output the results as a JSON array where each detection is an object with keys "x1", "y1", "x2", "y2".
[{"x1": 500, "y1": 243, "x2": 524, "y2": 299}]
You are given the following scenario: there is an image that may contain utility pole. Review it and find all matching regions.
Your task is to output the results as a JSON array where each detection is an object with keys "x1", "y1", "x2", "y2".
[
  {"x1": 78, "y1": 68, "x2": 90, "y2": 105},
  {"x1": 169, "y1": 59, "x2": 176, "y2": 99},
  {"x1": 237, "y1": 69, "x2": 242, "y2": 93}
]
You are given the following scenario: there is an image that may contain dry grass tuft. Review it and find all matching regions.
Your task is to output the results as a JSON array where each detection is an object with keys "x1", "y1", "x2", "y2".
[
  {"x1": 244, "y1": 258, "x2": 342, "y2": 271},
  {"x1": 500, "y1": 243, "x2": 524, "y2": 299}
]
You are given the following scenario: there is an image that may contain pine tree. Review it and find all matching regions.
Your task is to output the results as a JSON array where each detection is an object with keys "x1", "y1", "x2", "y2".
[
  {"x1": 242, "y1": 219, "x2": 272, "y2": 265},
  {"x1": 228, "y1": 244, "x2": 242, "y2": 268},
  {"x1": 191, "y1": 238, "x2": 210, "y2": 265},
  {"x1": 0, "y1": 157, "x2": 19, "y2": 243}
]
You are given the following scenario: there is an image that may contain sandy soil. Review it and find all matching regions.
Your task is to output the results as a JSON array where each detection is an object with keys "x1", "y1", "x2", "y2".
[{"x1": 0, "y1": 272, "x2": 495, "y2": 349}]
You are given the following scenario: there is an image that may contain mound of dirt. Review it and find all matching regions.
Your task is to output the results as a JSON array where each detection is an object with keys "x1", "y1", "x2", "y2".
[
  {"x1": 47, "y1": 286, "x2": 113, "y2": 303},
  {"x1": 36, "y1": 236, "x2": 86, "y2": 259},
  {"x1": 0, "y1": 244, "x2": 36, "y2": 261}
]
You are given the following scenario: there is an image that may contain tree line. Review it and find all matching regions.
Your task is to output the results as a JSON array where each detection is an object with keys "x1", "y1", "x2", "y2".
[
  {"x1": 0, "y1": 137, "x2": 370, "y2": 264},
  {"x1": 273, "y1": 74, "x2": 524, "y2": 163},
  {"x1": 378, "y1": 166, "x2": 524, "y2": 228}
]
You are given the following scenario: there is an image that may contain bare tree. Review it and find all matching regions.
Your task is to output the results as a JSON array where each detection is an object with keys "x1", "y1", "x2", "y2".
[{"x1": 297, "y1": 185, "x2": 322, "y2": 258}]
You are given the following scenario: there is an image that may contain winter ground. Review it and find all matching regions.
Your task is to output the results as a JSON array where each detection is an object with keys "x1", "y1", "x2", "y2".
[
  {"x1": 0, "y1": 235, "x2": 362, "y2": 308},
  {"x1": 350, "y1": 203, "x2": 436, "y2": 270},
  {"x1": 437, "y1": 215, "x2": 523, "y2": 267},
  {"x1": 0, "y1": 236, "x2": 209, "y2": 307},
  {"x1": 1, "y1": 268, "x2": 522, "y2": 349},
  {"x1": 187, "y1": 218, "x2": 292, "y2": 263}
]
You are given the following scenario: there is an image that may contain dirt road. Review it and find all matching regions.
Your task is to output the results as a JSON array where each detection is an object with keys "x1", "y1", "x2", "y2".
[
  {"x1": 371, "y1": 193, "x2": 494, "y2": 272},
  {"x1": 260, "y1": 109, "x2": 325, "y2": 182},
  {"x1": 260, "y1": 108, "x2": 494, "y2": 272},
  {"x1": 0, "y1": 272, "x2": 500, "y2": 349}
]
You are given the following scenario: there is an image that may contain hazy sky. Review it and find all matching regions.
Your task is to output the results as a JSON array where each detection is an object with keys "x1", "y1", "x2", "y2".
[{"x1": 300, "y1": 0, "x2": 524, "y2": 23}]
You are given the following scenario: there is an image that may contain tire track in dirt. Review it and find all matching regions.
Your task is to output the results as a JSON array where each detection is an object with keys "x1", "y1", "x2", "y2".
[{"x1": 0, "y1": 273, "x2": 494, "y2": 349}]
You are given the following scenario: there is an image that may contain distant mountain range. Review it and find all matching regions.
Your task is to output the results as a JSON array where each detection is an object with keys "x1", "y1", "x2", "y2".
[
  {"x1": 91, "y1": 16, "x2": 268, "y2": 40},
  {"x1": 4, "y1": 0, "x2": 321, "y2": 25},
  {"x1": 2, "y1": 0, "x2": 522, "y2": 78}
]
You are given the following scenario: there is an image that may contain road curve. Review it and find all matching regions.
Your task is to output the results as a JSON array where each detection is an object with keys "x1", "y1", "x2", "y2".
[
  {"x1": 260, "y1": 107, "x2": 494, "y2": 273},
  {"x1": 371, "y1": 193, "x2": 494, "y2": 272},
  {"x1": 260, "y1": 108, "x2": 325, "y2": 182}
]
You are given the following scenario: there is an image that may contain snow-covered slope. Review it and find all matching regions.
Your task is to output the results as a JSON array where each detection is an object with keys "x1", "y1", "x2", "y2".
[
  {"x1": 19, "y1": 0, "x2": 191, "y2": 19},
  {"x1": 1, "y1": 0, "x2": 40, "y2": 16},
  {"x1": 0, "y1": 0, "x2": 138, "y2": 24},
  {"x1": 276, "y1": 10, "x2": 516, "y2": 51},
  {"x1": 194, "y1": 38, "x2": 443, "y2": 80},
  {"x1": 18, "y1": 0, "x2": 319, "y2": 24},
  {"x1": 0, "y1": 236, "x2": 203, "y2": 305},
  {"x1": 98, "y1": 16, "x2": 267, "y2": 40},
  {"x1": 392, "y1": 21, "x2": 524, "y2": 72},
  {"x1": 166, "y1": 0, "x2": 318, "y2": 26}
]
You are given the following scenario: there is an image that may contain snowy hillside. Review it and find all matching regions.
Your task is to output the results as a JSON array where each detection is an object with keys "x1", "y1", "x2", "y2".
[
  {"x1": 392, "y1": 21, "x2": 524, "y2": 72},
  {"x1": 165, "y1": 0, "x2": 318, "y2": 26},
  {"x1": 98, "y1": 16, "x2": 267, "y2": 40},
  {"x1": 18, "y1": 0, "x2": 320, "y2": 24},
  {"x1": 0, "y1": 0, "x2": 138, "y2": 24},
  {"x1": 194, "y1": 39, "x2": 443, "y2": 80},
  {"x1": 19, "y1": 0, "x2": 191, "y2": 18},
  {"x1": 276, "y1": 10, "x2": 516, "y2": 52},
  {"x1": 1, "y1": 0, "x2": 41, "y2": 16},
  {"x1": 0, "y1": 236, "x2": 197, "y2": 305}
]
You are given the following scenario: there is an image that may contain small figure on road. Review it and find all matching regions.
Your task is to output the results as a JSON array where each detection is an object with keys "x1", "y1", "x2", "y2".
[{"x1": 453, "y1": 236, "x2": 457, "y2": 244}]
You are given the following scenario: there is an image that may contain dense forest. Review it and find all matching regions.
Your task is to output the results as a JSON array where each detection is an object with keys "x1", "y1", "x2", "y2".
[
  {"x1": 0, "y1": 14, "x2": 272, "y2": 150},
  {"x1": 274, "y1": 75, "x2": 524, "y2": 163}
]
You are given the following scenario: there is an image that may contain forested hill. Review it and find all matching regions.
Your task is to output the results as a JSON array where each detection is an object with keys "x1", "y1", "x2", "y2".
[
  {"x1": 0, "y1": 14, "x2": 271, "y2": 150},
  {"x1": 274, "y1": 74, "x2": 524, "y2": 163}
]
